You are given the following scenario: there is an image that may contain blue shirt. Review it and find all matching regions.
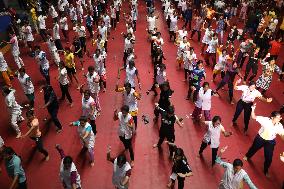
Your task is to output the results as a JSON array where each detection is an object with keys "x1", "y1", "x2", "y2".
[
  {"x1": 73, "y1": 121, "x2": 92, "y2": 132},
  {"x1": 5, "y1": 155, "x2": 26, "y2": 183}
]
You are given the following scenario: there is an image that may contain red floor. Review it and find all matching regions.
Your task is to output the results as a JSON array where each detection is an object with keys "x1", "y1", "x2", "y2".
[{"x1": 0, "y1": 2, "x2": 284, "y2": 189}]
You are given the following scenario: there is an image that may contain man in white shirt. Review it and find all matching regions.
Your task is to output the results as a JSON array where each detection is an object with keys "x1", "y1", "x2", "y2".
[
  {"x1": 38, "y1": 13, "x2": 48, "y2": 41},
  {"x1": 35, "y1": 46, "x2": 50, "y2": 85},
  {"x1": 243, "y1": 104, "x2": 284, "y2": 177},
  {"x1": 232, "y1": 79, "x2": 272, "y2": 134},
  {"x1": 74, "y1": 22, "x2": 87, "y2": 53},
  {"x1": 53, "y1": 22, "x2": 63, "y2": 50}
]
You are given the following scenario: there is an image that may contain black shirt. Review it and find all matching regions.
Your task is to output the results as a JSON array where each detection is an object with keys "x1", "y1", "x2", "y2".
[
  {"x1": 158, "y1": 89, "x2": 173, "y2": 109},
  {"x1": 173, "y1": 157, "x2": 192, "y2": 174},
  {"x1": 44, "y1": 90, "x2": 59, "y2": 109},
  {"x1": 73, "y1": 40, "x2": 82, "y2": 54}
]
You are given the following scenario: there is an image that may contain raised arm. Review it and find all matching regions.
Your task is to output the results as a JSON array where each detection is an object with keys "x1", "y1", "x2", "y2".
[{"x1": 243, "y1": 174, "x2": 258, "y2": 189}]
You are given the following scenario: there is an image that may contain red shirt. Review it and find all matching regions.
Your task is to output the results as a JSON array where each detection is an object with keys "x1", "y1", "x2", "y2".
[{"x1": 269, "y1": 40, "x2": 282, "y2": 55}]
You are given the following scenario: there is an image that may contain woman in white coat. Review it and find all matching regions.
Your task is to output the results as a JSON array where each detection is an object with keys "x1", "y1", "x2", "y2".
[{"x1": 191, "y1": 82, "x2": 217, "y2": 121}]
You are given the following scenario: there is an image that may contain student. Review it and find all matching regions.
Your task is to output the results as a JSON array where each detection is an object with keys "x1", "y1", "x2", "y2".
[
  {"x1": 57, "y1": 61, "x2": 73, "y2": 107},
  {"x1": 84, "y1": 66, "x2": 101, "y2": 111},
  {"x1": 118, "y1": 61, "x2": 141, "y2": 89},
  {"x1": 70, "y1": 116, "x2": 96, "y2": 166},
  {"x1": 80, "y1": 89, "x2": 99, "y2": 135},
  {"x1": 3, "y1": 147, "x2": 27, "y2": 189},
  {"x1": 20, "y1": 109, "x2": 49, "y2": 161},
  {"x1": 243, "y1": 105, "x2": 284, "y2": 177},
  {"x1": 17, "y1": 67, "x2": 35, "y2": 108},
  {"x1": 46, "y1": 33, "x2": 61, "y2": 66},
  {"x1": 232, "y1": 79, "x2": 272, "y2": 134},
  {"x1": 107, "y1": 146, "x2": 132, "y2": 189},
  {"x1": 64, "y1": 47, "x2": 80, "y2": 89},
  {"x1": 42, "y1": 85, "x2": 63, "y2": 133},
  {"x1": 71, "y1": 36, "x2": 84, "y2": 70},
  {"x1": 3, "y1": 87, "x2": 23, "y2": 138},
  {"x1": 2, "y1": 33, "x2": 24, "y2": 68},
  {"x1": 35, "y1": 46, "x2": 50, "y2": 85},
  {"x1": 55, "y1": 144, "x2": 82, "y2": 189},
  {"x1": 215, "y1": 61, "x2": 241, "y2": 104},
  {"x1": 153, "y1": 105, "x2": 183, "y2": 158},
  {"x1": 53, "y1": 22, "x2": 63, "y2": 51},
  {"x1": 167, "y1": 144, "x2": 193, "y2": 189},
  {"x1": 216, "y1": 146, "x2": 257, "y2": 189},
  {"x1": 154, "y1": 81, "x2": 174, "y2": 121},
  {"x1": 0, "y1": 52, "x2": 12, "y2": 87},
  {"x1": 116, "y1": 82, "x2": 141, "y2": 132},
  {"x1": 243, "y1": 47, "x2": 261, "y2": 83},
  {"x1": 197, "y1": 116, "x2": 232, "y2": 166},
  {"x1": 147, "y1": 63, "x2": 167, "y2": 96},
  {"x1": 38, "y1": 13, "x2": 48, "y2": 41},
  {"x1": 191, "y1": 82, "x2": 218, "y2": 121},
  {"x1": 113, "y1": 105, "x2": 135, "y2": 167}
]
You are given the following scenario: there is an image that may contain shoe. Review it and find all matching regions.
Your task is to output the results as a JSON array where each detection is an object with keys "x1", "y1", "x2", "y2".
[
  {"x1": 56, "y1": 128, "x2": 62, "y2": 134},
  {"x1": 90, "y1": 161, "x2": 95, "y2": 167},
  {"x1": 243, "y1": 156, "x2": 248, "y2": 161},
  {"x1": 45, "y1": 155, "x2": 50, "y2": 161},
  {"x1": 70, "y1": 103, "x2": 74, "y2": 107},
  {"x1": 153, "y1": 144, "x2": 158, "y2": 148},
  {"x1": 146, "y1": 91, "x2": 149, "y2": 95},
  {"x1": 130, "y1": 161, "x2": 134, "y2": 167}
]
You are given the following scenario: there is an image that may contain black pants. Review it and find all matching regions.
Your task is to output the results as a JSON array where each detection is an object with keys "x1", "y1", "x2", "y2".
[
  {"x1": 213, "y1": 71, "x2": 225, "y2": 80},
  {"x1": 39, "y1": 29, "x2": 47, "y2": 41},
  {"x1": 30, "y1": 137, "x2": 49, "y2": 157},
  {"x1": 199, "y1": 141, "x2": 218, "y2": 166},
  {"x1": 236, "y1": 51, "x2": 247, "y2": 68},
  {"x1": 246, "y1": 134, "x2": 275, "y2": 174},
  {"x1": 111, "y1": 18, "x2": 117, "y2": 28},
  {"x1": 232, "y1": 100, "x2": 253, "y2": 132},
  {"x1": 86, "y1": 25, "x2": 93, "y2": 38},
  {"x1": 40, "y1": 67, "x2": 50, "y2": 85},
  {"x1": 79, "y1": 37, "x2": 86, "y2": 53},
  {"x1": 60, "y1": 84, "x2": 72, "y2": 103},
  {"x1": 61, "y1": 29, "x2": 69, "y2": 42},
  {"x1": 116, "y1": 11, "x2": 120, "y2": 22},
  {"x1": 18, "y1": 180, "x2": 27, "y2": 189},
  {"x1": 157, "y1": 127, "x2": 175, "y2": 157},
  {"x1": 244, "y1": 61, "x2": 258, "y2": 81},
  {"x1": 280, "y1": 62, "x2": 284, "y2": 80},
  {"x1": 216, "y1": 79, "x2": 234, "y2": 102},
  {"x1": 172, "y1": 176, "x2": 186, "y2": 189},
  {"x1": 119, "y1": 136, "x2": 134, "y2": 161},
  {"x1": 183, "y1": 19, "x2": 192, "y2": 30},
  {"x1": 184, "y1": 69, "x2": 190, "y2": 80},
  {"x1": 133, "y1": 116, "x2": 138, "y2": 130},
  {"x1": 132, "y1": 20, "x2": 137, "y2": 31},
  {"x1": 48, "y1": 106, "x2": 62, "y2": 130},
  {"x1": 190, "y1": 30, "x2": 201, "y2": 41},
  {"x1": 90, "y1": 119, "x2": 97, "y2": 135},
  {"x1": 54, "y1": 39, "x2": 63, "y2": 50}
]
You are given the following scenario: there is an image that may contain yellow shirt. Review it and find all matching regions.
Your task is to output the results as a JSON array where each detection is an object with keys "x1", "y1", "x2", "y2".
[
  {"x1": 64, "y1": 52, "x2": 75, "y2": 68},
  {"x1": 30, "y1": 8, "x2": 37, "y2": 21}
]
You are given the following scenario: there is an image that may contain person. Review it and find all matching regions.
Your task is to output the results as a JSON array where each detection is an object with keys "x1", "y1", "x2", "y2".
[
  {"x1": 116, "y1": 82, "x2": 141, "y2": 132},
  {"x1": 118, "y1": 61, "x2": 141, "y2": 89},
  {"x1": 41, "y1": 85, "x2": 62, "y2": 133},
  {"x1": 231, "y1": 79, "x2": 272, "y2": 134},
  {"x1": 2, "y1": 33, "x2": 24, "y2": 68},
  {"x1": 74, "y1": 22, "x2": 87, "y2": 53},
  {"x1": 69, "y1": 116, "x2": 96, "y2": 166},
  {"x1": 80, "y1": 89, "x2": 99, "y2": 135},
  {"x1": 0, "y1": 51, "x2": 12, "y2": 87},
  {"x1": 71, "y1": 36, "x2": 84, "y2": 70},
  {"x1": 113, "y1": 105, "x2": 135, "y2": 167},
  {"x1": 64, "y1": 47, "x2": 80, "y2": 89},
  {"x1": 59, "y1": 13, "x2": 69, "y2": 43},
  {"x1": 57, "y1": 61, "x2": 73, "y2": 107},
  {"x1": 3, "y1": 147, "x2": 27, "y2": 189},
  {"x1": 35, "y1": 46, "x2": 50, "y2": 85},
  {"x1": 53, "y1": 22, "x2": 63, "y2": 51},
  {"x1": 216, "y1": 146, "x2": 258, "y2": 189},
  {"x1": 17, "y1": 67, "x2": 35, "y2": 108},
  {"x1": 186, "y1": 60, "x2": 206, "y2": 101},
  {"x1": 147, "y1": 63, "x2": 167, "y2": 96},
  {"x1": 215, "y1": 61, "x2": 241, "y2": 104},
  {"x1": 212, "y1": 48, "x2": 231, "y2": 81},
  {"x1": 153, "y1": 105, "x2": 183, "y2": 158},
  {"x1": 23, "y1": 21, "x2": 35, "y2": 55},
  {"x1": 255, "y1": 54, "x2": 283, "y2": 95},
  {"x1": 3, "y1": 87, "x2": 23, "y2": 138},
  {"x1": 20, "y1": 109, "x2": 49, "y2": 161},
  {"x1": 191, "y1": 82, "x2": 218, "y2": 121},
  {"x1": 107, "y1": 146, "x2": 132, "y2": 189},
  {"x1": 166, "y1": 144, "x2": 193, "y2": 189},
  {"x1": 154, "y1": 81, "x2": 174, "y2": 121},
  {"x1": 55, "y1": 144, "x2": 82, "y2": 189},
  {"x1": 197, "y1": 116, "x2": 232, "y2": 166},
  {"x1": 85, "y1": 11, "x2": 94, "y2": 38},
  {"x1": 46, "y1": 33, "x2": 61, "y2": 66},
  {"x1": 38, "y1": 13, "x2": 48, "y2": 41},
  {"x1": 189, "y1": 15, "x2": 204, "y2": 42},
  {"x1": 204, "y1": 33, "x2": 218, "y2": 69},
  {"x1": 243, "y1": 47, "x2": 261, "y2": 83},
  {"x1": 84, "y1": 66, "x2": 101, "y2": 111},
  {"x1": 243, "y1": 105, "x2": 284, "y2": 177}
]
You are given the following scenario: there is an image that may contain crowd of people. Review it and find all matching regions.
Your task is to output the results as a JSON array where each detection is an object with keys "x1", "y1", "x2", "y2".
[{"x1": 0, "y1": 0, "x2": 284, "y2": 188}]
